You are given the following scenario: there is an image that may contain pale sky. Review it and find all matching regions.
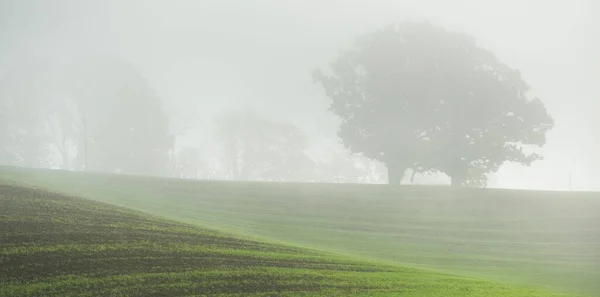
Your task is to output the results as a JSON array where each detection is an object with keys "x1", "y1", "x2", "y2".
[{"x1": 1, "y1": 0, "x2": 598, "y2": 190}]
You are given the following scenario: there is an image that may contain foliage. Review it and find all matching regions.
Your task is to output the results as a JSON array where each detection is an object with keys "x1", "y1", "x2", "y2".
[
  {"x1": 0, "y1": 56, "x2": 61, "y2": 168},
  {"x1": 314, "y1": 22, "x2": 554, "y2": 186},
  {"x1": 172, "y1": 146, "x2": 204, "y2": 178},
  {"x1": 214, "y1": 109, "x2": 315, "y2": 181},
  {"x1": 70, "y1": 55, "x2": 171, "y2": 176},
  {"x1": 0, "y1": 54, "x2": 172, "y2": 175}
]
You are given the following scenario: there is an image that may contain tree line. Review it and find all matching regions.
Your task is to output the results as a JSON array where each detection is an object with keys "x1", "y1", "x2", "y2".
[{"x1": 0, "y1": 22, "x2": 553, "y2": 187}]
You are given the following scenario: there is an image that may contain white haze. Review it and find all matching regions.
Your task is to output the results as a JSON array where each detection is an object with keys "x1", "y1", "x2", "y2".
[{"x1": 1, "y1": 0, "x2": 598, "y2": 190}]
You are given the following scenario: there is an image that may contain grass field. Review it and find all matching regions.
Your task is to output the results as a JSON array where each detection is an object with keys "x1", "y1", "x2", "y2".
[
  {"x1": 0, "y1": 184, "x2": 572, "y2": 296},
  {"x1": 1, "y1": 166, "x2": 599, "y2": 296}
]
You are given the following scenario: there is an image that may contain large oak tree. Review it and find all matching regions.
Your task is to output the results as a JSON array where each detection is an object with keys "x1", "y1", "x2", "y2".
[{"x1": 313, "y1": 22, "x2": 554, "y2": 186}]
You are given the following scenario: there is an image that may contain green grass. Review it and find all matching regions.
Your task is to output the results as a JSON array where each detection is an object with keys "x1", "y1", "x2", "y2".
[
  {"x1": 1, "y1": 166, "x2": 598, "y2": 296},
  {"x1": 0, "y1": 184, "x2": 570, "y2": 297}
]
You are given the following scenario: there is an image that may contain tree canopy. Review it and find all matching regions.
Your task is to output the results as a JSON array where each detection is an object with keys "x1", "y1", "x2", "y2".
[
  {"x1": 71, "y1": 55, "x2": 171, "y2": 176},
  {"x1": 0, "y1": 54, "x2": 171, "y2": 176},
  {"x1": 214, "y1": 109, "x2": 315, "y2": 181},
  {"x1": 0, "y1": 56, "x2": 66, "y2": 168},
  {"x1": 313, "y1": 22, "x2": 554, "y2": 187}
]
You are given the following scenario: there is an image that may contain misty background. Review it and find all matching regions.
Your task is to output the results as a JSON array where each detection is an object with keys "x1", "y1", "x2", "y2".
[{"x1": 1, "y1": 0, "x2": 598, "y2": 190}]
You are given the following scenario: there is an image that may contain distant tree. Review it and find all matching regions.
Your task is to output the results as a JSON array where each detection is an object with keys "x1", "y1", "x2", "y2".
[
  {"x1": 313, "y1": 22, "x2": 553, "y2": 186},
  {"x1": 259, "y1": 122, "x2": 317, "y2": 181},
  {"x1": 214, "y1": 109, "x2": 315, "y2": 181},
  {"x1": 214, "y1": 110, "x2": 257, "y2": 179},
  {"x1": 0, "y1": 56, "x2": 63, "y2": 168},
  {"x1": 166, "y1": 126, "x2": 193, "y2": 177},
  {"x1": 0, "y1": 98, "x2": 10, "y2": 163},
  {"x1": 312, "y1": 141, "x2": 370, "y2": 183},
  {"x1": 329, "y1": 153, "x2": 364, "y2": 183},
  {"x1": 174, "y1": 147, "x2": 205, "y2": 179},
  {"x1": 0, "y1": 54, "x2": 172, "y2": 175},
  {"x1": 357, "y1": 156, "x2": 387, "y2": 184},
  {"x1": 70, "y1": 55, "x2": 172, "y2": 176}
]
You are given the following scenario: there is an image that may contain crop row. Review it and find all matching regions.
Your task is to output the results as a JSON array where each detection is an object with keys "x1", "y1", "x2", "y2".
[{"x1": 0, "y1": 183, "x2": 572, "y2": 297}]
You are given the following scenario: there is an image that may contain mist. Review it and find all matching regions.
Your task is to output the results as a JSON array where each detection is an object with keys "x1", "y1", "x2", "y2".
[{"x1": 1, "y1": 0, "x2": 598, "y2": 190}]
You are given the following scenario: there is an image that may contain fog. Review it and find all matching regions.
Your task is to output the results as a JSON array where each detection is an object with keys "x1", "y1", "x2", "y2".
[{"x1": 1, "y1": 0, "x2": 598, "y2": 190}]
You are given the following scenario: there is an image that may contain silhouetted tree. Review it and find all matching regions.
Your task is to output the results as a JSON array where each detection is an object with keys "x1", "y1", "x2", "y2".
[
  {"x1": 314, "y1": 22, "x2": 553, "y2": 186},
  {"x1": 427, "y1": 66, "x2": 553, "y2": 187}
]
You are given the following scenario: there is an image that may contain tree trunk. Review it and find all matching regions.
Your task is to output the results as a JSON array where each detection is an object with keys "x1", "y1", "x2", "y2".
[
  {"x1": 59, "y1": 148, "x2": 70, "y2": 170},
  {"x1": 410, "y1": 170, "x2": 417, "y2": 184},
  {"x1": 387, "y1": 163, "x2": 407, "y2": 185}
]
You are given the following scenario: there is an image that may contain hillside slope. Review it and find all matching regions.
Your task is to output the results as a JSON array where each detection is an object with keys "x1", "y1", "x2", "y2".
[
  {"x1": 2, "y1": 166, "x2": 598, "y2": 295},
  {"x1": 0, "y1": 184, "x2": 571, "y2": 297}
]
